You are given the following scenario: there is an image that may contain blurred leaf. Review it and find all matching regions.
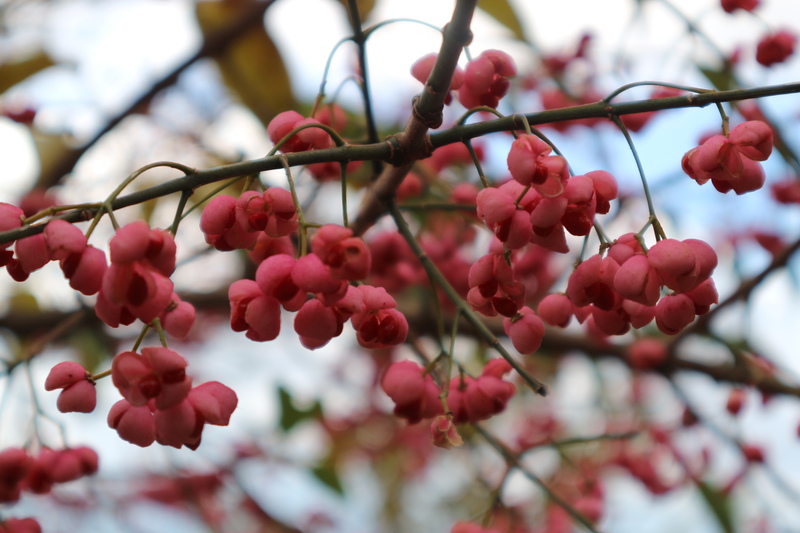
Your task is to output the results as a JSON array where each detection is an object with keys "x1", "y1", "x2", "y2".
[
  {"x1": 33, "y1": 132, "x2": 81, "y2": 189},
  {"x1": 278, "y1": 387, "x2": 322, "y2": 432},
  {"x1": 72, "y1": 329, "x2": 112, "y2": 374},
  {"x1": 696, "y1": 481, "x2": 734, "y2": 533},
  {"x1": 311, "y1": 461, "x2": 344, "y2": 495},
  {"x1": 196, "y1": 1, "x2": 294, "y2": 127},
  {"x1": 699, "y1": 64, "x2": 735, "y2": 92},
  {"x1": 477, "y1": 0, "x2": 525, "y2": 41},
  {"x1": 9, "y1": 290, "x2": 39, "y2": 314},
  {"x1": 0, "y1": 51, "x2": 55, "y2": 94},
  {"x1": 336, "y1": 0, "x2": 376, "y2": 19}
]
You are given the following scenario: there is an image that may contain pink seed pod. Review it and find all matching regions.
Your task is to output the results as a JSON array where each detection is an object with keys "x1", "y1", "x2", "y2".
[
  {"x1": 655, "y1": 293, "x2": 696, "y2": 334},
  {"x1": 43, "y1": 219, "x2": 86, "y2": 261},
  {"x1": 411, "y1": 53, "x2": 463, "y2": 105},
  {"x1": 567, "y1": 254, "x2": 620, "y2": 311},
  {"x1": 727, "y1": 388, "x2": 747, "y2": 415},
  {"x1": 201, "y1": 195, "x2": 258, "y2": 251},
  {"x1": 159, "y1": 294, "x2": 196, "y2": 340},
  {"x1": 622, "y1": 299, "x2": 656, "y2": 328},
  {"x1": 591, "y1": 306, "x2": 631, "y2": 336},
  {"x1": 380, "y1": 360, "x2": 442, "y2": 424},
  {"x1": 586, "y1": 170, "x2": 619, "y2": 215},
  {"x1": 0, "y1": 203, "x2": 24, "y2": 247},
  {"x1": 503, "y1": 306, "x2": 545, "y2": 354},
  {"x1": 684, "y1": 278, "x2": 718, "y2": 315},
  {"x1": 721, "y1": 0, "x2": 759, "y2": 14},
  {"x1": 741, "y1": 444, "x2": 765, "y2": 463},
  {"x1": 255, "y1": 253, "x2": 304, "y2": 310},
  {"x1": 459, "y1": 50, "x2": 516, "y2": 109},
  {"x1": 351, "y1": 285, "x2": 408, "y2": 349},
  {"x1": 267, "y1": 111, "x2": 306, "y2": 152},
  {"x1": 107, "y1": 399, "x2": 156, "y2": 447},
  {"x1": 294, "y1": 298, "x2": 343, "y2": 350},
  {"x1": 60, "y1": 245, "x2": 107, "y2": 296},
  {"x1": 262, "y1": 187, "x2": 299, "y2": 238},
  {"x1": 14, "y1": 234, "x2": 49, "y2": 275},
  {"x1": 476, "y1": 187, "x2": 516, "y2": 225},
  {"x1": 537, "y1": 293, "x2": 573, "y2": 327},
  {"x1": 111, "y1": 348, "x2": 191, "y2": 410},
  {"x1": 607, "y1": 233, "x2": 645, "y2": 264},
  {"x1": 153, "y1": 400, "x2": 204, "y2": 450},
  {"x1": 647, "y1": 239, "x2": 699, "y2": 293},
  {"x1": 154, "y1": 399, "x2": 202, "y2": 450},
  {"x1": 228, "y1": 279, "x2": 281, "y2": 342},
  {"x1": 311, "y1": 224, "x2": 371, "y2": 281},
  {"x1": 507, "y1": 134, "x2": 552, "y2": 186},
  {"x1": 0, "y1": 517, "x2": 41, "y2": 533},
  {"x1": 291, "y1": 253, "x2": 347, "y2": 296},
  {"x1": 187, "y1": 381, "x2": 238, "y2": 426},
  {"x1": 101, "y1": 262, "x2": 174, "y2": 324},
  {"x1": 712, "y1": 157, "x2": 766, "y2": 195},
  {"x1": 729, "y1": 121, "x2": 773, "y2": 161},
  {"x1": 45, "y1": 362, "x2": 96, "y2": 414},
  {"x1": 0, "y1": 448, "x2": 31, "y2": 503},
  {"x1": 613, "y1": 254, "x2": 661, "y2": 306},
  {"x1": 627, "y1": 338, "x2": 668, "y2": 370},
  {"x1": 48, "y1": 447, "x2": 98, "y2": 483},
  {"x1": 756, "y1": 30, "x2": 796, "y2": 67},
  {"x1": 463, "y1": 374, "x2": 516, "y2": 422}
]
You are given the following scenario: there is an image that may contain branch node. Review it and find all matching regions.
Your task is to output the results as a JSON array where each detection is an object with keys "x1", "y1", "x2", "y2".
[{"x1": 412, "y1": 94, "x2": 444, "y2": 129}]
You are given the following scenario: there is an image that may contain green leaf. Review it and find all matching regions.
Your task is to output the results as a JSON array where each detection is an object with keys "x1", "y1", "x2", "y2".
[
  {"x1": 696, "y1": 481, "x2": 734, "y2": 533},
  {"x1": 196, "y1": 1, "x2": 295, "y2": 127},
  {"x1": 477, "y1": 0, "x2": 525, "y2": 41},
  {"x1": 311, "y1": 462, "x2": 344, "y2": 495},
  {"x1": 277, "y1": 387, "x2": 323, "y2": 432},
  {"x1": 0, "y1": 51, "x2": 55, "y2": 94},
  {"x1": 699, "y1": 65, "x2": 735, "y2": 92}
]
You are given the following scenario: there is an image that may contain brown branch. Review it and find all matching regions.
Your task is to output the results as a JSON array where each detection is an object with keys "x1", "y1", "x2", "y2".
[
  {"x1": 349, "y1": 0, "x2": 478, "y2": 237},
  {"x1": 2, "y1": 82, "x2": 799, "y2": 246}
]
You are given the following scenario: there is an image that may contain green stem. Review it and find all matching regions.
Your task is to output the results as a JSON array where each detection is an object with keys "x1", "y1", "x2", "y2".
[{"x1": 388, "y1": 201, "x2": 547, "y2": 396}]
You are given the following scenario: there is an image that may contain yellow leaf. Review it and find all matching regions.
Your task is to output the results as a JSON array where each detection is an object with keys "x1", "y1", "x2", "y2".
[
  {"x1": 0, "y1": 51, "x2": 55, "y2": 94},
  {"x1": 32, "y1": 132, "x2": 80, "y2": 189},
  {"x1": 196, "y1": 1, "x2": 295, "y2": 127},
  {"x1": 478, "y1": 0, "x2": 526, "y2": 41}
]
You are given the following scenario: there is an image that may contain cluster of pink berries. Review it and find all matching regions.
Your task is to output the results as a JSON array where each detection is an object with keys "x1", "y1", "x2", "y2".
[
  {"x1": 201, "y1": 188, "x2": 298, "y2": 251},
  {"x1": 0, "y1": 446, "x2": 97, "y2": 502},
  {"x1": 682, "y1": 120, "x2": 774, "y2": 194},
  {"x1": 203, "y1": 214, "x2": 409, "y2": 350},
  {"x1": 0, "y1": 211, "x2": 195, "y2": 339},
  {"x1": 475, "y1": 134, "x2": 618, "y2": 254},
  {"x1": 380, "y1": 359, "x2": 516, "y2": 428},
  {"x1": 45, "y1": 349, "x2": 237, "y2": 449},
  {"x1": 412, "y1": 50, "x2": 516, "y2": 110},
  {"x1": 540, "y1": 234, "x2": 719, "y2": 336},
  {"x1": 0, "y1": 199, "x2": 244, "y2": 450},
  {"x1": 266, "y1": 108, "x2": 358, "y2": 181}
]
